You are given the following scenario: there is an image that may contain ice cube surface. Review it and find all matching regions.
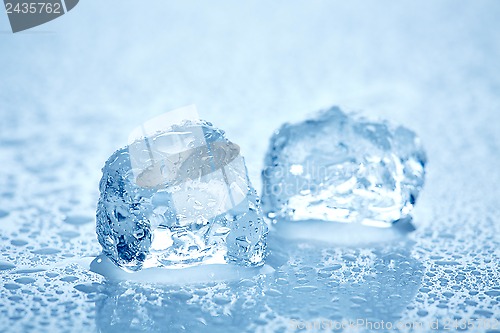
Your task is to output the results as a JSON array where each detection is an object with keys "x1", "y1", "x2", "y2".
[
  {"x1": 261, "y1": 107, "x2": 426, "y2": 227},
  {"x1": 96, "y1": 120, "x2": 267, "y2": 271}
]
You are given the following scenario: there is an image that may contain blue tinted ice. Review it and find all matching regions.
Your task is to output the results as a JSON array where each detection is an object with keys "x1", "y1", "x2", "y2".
[
  {"x1": 96, "y1": 120, "x2": 267, "y2": 271},
  {"x1": 262, "y1": 107, "x2": 427, "y2": 227}
]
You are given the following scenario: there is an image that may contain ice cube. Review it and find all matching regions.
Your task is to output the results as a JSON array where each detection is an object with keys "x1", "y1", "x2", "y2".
[
  {"x1": 96, "y1": 119, "x2": 267, "y2": 272},
  {"x1": 261, "y1": 107, "x2": 426, "y2": 227}
]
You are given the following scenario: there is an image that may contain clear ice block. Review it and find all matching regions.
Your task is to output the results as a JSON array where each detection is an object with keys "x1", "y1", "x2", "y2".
[
  {"x1": 261, "y1": 107, "x2": 427, "y2": 227},
  {"x1": 96, "y1": 119, "x2": 267, "y2": 272}
]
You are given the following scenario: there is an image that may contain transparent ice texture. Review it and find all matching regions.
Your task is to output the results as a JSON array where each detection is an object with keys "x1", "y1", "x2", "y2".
[
  {"x1": 96, "y1": 121, "x2": 268, "y2": 271},
  {"x1": 261, "y1": 107, "x2": 427, "y2": 227},
  {"x1": 2, "y1": 2, "x2": 500, "y2": 332}
]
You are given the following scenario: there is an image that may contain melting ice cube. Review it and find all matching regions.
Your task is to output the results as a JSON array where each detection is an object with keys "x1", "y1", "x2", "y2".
[
  {"x1": 96, "y1": 114, "x2": 267, "y2": 272},
  {"x1": 261, "y1": 107, "x2": 426, "y2": 227}
]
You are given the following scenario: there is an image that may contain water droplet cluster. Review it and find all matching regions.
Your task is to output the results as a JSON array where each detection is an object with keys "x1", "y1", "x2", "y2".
[{"x1": 1, "y1": 105, "x2": 499, "y2": 332}]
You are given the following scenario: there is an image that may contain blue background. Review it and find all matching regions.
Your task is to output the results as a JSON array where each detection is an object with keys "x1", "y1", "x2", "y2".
[{"x1": 0, "y1": 1, "x2": 499, "y2": 332}]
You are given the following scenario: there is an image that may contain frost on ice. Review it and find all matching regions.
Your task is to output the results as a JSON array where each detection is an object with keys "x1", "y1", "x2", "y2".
[{"x1": 261, "y1": 107, "x2": 426, "y2": 227}]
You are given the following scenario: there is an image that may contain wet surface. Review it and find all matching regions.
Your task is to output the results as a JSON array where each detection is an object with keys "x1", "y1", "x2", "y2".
[{"x1": 1, "y1": 1, "x2": 500, "y2": 332}]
